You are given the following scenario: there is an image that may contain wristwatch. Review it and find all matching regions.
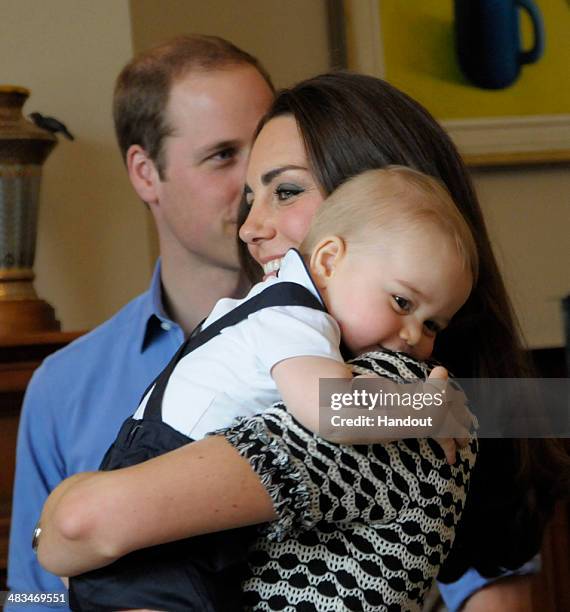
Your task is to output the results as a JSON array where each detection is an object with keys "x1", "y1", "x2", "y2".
[{"x1": 31, "y1": 521, "x2": 42, "y2": 554}]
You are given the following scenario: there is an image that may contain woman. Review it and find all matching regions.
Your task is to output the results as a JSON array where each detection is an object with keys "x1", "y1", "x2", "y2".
[
  {"x1": 237, "y1": 72, "x2": 568, "y2": 579},
  {"x1": 38, "y1": 72, "x2": 566, "y2": 610}
]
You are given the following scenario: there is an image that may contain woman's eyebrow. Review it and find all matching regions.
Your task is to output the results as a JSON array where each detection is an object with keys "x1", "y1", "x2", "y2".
[{"x1": 261, "y1": 165, "x2": 307, "y2": 185}]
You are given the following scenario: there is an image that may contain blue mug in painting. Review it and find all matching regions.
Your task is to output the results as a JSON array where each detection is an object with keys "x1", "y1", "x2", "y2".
[{"x1": 454, "y1": 0, "x2": 545, "y2": 89}]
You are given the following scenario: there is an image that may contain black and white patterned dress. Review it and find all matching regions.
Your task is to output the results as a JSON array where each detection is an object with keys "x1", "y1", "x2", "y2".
[{"x1": 219, "y1": 351, "x2": 477, "y2": 611}]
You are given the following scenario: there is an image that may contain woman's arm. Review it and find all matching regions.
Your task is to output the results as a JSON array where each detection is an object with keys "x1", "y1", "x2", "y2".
[
  {"x1": 38, "y1": 351, "x2": 473, "y2": 577},
  {"x1": 38, "y1": 435, "x2": 276, "y2": 577}
]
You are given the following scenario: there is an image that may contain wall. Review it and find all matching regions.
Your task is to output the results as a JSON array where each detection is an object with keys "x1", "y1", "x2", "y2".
[
  {"x1": 129, "y1": 0, "x2": 330, "y2": 89},
  {"x1": 1, "y1": 0, "x2": 151, "y2": 331},
  {"x1": 473, "y1": 166, "x2": 569, "y2": 348},
  {"x1": 2, "y1": 1, "x2": 566, "y2": 348}
]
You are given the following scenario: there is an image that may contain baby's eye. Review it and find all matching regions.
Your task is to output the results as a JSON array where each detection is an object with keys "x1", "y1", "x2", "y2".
[
  {"x1": 392, "y1": 295, "x2": 412, "y2": 312},
  {"x1": 424, "y1": 320, "x2": 441, "y2": 335},
  {"x1": 275, "y1": 184, "x2": 303, "y2": 201}
]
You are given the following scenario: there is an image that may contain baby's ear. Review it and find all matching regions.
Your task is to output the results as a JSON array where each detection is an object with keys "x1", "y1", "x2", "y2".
[{"x1": 309, "y1": 236, "x2": 346, "y2": 288}]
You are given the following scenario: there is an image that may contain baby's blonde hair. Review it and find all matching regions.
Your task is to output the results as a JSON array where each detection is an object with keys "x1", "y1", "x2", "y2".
[{"x1": 300, "y1": 166, "x2": 479, "y2": 283}]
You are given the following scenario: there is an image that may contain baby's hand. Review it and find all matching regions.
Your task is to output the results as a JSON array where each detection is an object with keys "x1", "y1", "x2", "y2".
[{"x1": 427, "y1": 366, "x2": 473, "y2": 464}]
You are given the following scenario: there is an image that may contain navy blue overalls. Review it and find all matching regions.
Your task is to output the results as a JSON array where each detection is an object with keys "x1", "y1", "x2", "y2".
[{"x1": 68, "y1": 282, "x2": 326, "y2": 612}]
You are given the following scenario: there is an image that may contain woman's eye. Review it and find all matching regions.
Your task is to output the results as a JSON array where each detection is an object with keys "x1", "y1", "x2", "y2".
[
  {"x1": 424, "y1": 320, "x2": 441, "y2": 335},
  {"x1": 392, "y1": 295, "x2": 411, "y2": 312},
  {"x1": 275, "y1": 184, "x2": 303, "y2": 201}
]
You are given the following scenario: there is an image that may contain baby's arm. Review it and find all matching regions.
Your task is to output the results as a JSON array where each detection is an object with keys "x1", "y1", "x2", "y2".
[
  {"x1": 254, "y1": 307, "x2": 469, "y2": 452},
  {"x1": 272, "y1": 356, "x2": 417, "y2": 444},
  {"x1": 273, "y1": 357, "x2": 469, "y2": 457},
  {"x1": 271, "y1": 356, "x2": 352, "y2": 437}
]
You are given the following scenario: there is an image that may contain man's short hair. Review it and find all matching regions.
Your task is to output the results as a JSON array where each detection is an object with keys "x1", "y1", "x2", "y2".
[{"x1": 113, "y1": 34, "x2": 273, "y2": 178}]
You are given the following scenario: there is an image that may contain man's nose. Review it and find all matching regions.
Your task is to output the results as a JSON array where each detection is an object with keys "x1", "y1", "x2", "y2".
[{"x1": 399, "y1": 320, "x2": 422, "y2": 347}]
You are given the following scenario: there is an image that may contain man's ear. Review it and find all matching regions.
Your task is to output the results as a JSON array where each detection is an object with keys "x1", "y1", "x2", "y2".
[
  {"x1": 126, "y1": 145, "x2": 161, "y2": 206},
  {"x1": 309, "y1": 236, "x2": 346, "y2": 289}
]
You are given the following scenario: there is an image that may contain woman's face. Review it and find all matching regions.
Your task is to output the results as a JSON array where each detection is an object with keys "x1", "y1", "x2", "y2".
[{"x1": 239, "y1": 115, "x2": 325, "y2": 279}]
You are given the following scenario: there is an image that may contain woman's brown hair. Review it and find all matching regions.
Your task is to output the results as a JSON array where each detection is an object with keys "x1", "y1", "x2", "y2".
[{"x1": 238, "y1": 71, "x2": 569, "y2": 579}]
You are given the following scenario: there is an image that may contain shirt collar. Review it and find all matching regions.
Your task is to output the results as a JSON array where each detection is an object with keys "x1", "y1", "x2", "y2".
[
  {"x1": 277, "y1": 248, "x2": 326, "y2": 306},
  {"x1": 140, "y1": 259, "x2": 180, "y2": 352},
  {"x1": 279, "y1": 248, "x2": 352, "y2": 361}
]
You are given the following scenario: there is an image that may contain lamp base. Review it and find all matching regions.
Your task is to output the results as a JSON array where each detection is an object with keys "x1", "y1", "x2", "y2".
[{"x1": 0, "y1": 299, "x2": 60, "y2": 335}]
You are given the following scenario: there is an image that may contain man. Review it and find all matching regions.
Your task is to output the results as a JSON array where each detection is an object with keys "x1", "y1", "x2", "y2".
[{"x1": 7, "y1": 34, "x2": 274, "y2": 610}]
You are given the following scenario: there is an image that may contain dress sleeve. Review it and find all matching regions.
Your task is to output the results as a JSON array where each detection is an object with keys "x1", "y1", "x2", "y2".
[{"x1": 215, "y1": 349, "x2": 477, "y2": 540}]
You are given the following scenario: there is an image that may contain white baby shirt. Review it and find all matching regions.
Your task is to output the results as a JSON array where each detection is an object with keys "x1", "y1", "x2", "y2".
[{"x1": 133, "y1": 249, "x2": 343, "y2": 440}]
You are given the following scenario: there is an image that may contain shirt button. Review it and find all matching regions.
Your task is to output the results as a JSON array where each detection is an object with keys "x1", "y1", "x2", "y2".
[{"x1": 160, "y1": 321, "x2": 172, "y2": 331}]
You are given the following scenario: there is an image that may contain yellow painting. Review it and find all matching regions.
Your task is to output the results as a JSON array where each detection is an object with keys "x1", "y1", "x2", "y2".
[
  {"x1": 344, "y1": 0, "x2": 570, "y2": 165},
  {"x1": 379, "y1": 0, "x2": 570, "y2": 120}
]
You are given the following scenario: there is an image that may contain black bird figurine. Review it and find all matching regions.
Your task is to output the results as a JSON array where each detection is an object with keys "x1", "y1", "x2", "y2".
[{"x1": 29, "y1": 112, "x2": 74, "y2": 141}]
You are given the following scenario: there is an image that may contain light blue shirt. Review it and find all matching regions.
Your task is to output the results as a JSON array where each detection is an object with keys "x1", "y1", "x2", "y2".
[
  {"x1": 6, "y1": 261, "x2": 184, "y2": 611},
  {"x1": 438, "y1": 555, "x2": 541, "y2": 612}
]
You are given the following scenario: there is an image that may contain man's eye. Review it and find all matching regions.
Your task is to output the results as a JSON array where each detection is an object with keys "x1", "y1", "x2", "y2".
[
  {"x1": 424, "y1": 320, "x2": 441, "y2": 335},
  {"x1": 393, "y1": 295, "x2": 411, "y2": 312},
  {"x1": 275, "y1": 184, "x2": 302, "y2": 201},
  {"x1": 211, "y1": 148, "x2": 236, "y2": 162}
]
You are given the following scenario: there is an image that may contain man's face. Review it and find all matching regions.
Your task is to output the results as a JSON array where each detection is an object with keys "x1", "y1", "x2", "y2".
[{"x1": 152, "y1": 65, "x2": 274, "y2": 271}]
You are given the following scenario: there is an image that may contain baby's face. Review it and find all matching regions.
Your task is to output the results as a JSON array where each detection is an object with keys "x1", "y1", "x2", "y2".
[{"x1": 319, "y1": 225, "x2": 473, "y2": 360}]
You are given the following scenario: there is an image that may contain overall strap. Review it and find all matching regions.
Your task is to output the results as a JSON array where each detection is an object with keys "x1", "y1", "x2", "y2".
[{"x1": 143, "y1": 282, "x2": 325, "y2": 422}]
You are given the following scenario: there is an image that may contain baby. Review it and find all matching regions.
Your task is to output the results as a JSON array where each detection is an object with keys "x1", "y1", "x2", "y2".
[
  {"x1": 69, "y1": 166, "x2": 477, "y2": 611},
  {"x1": 133, "y1": 166, "x2": 475, "y2": 441}
]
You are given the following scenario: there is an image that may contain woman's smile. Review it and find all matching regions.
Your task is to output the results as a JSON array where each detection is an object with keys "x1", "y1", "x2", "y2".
[{"x1": 262, "y1": 257, "x2": 283, "y2": 279}]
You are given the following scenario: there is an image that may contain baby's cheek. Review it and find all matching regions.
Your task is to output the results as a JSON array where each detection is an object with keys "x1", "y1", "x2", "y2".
[
  {"x1": 417, "y1": 337, "x2": 435, "y2": 360},
  {"x1": 338, "y1": 316, "x2": 370, "y2": 351},
  {"x1": 355, "y1": 315, "x2": 382, "y2": 345}
]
